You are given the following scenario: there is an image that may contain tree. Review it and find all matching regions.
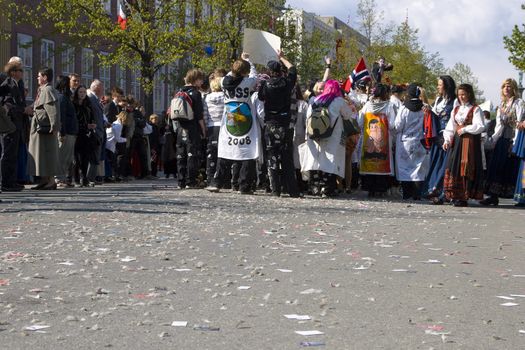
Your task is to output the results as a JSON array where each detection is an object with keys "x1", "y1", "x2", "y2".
[
  {"x1": 273, "y1": 11, "x2": 334, "y2": 84},
  {"x1": 192, "y1": 0, "x2": 285, "y2": 73},
  {"x1": 1, "y1": 0, "x2": 197, "y2": 115},
  {"x1": 355, "y1": 0, "x2": 393, "y2": 64},
  {"x1": 1, "y1": 0, "x2": 284, "y2": 115},
  {"x1": 376, "y1": 20, "x2": 444, "y2": 96},
  {"x1": 446, "y1": 62, "x2": 484, "y2": 101},
  {"x1": 331, "y1": 35, "x2": 362, "y2": 80},
  {"x1": 504, "y1": 4, "x2": 525, "y2": 72}
]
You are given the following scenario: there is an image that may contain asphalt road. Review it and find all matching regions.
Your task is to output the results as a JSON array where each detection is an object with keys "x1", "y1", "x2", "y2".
[{"x1": 1, "y1": 179, "x2": 524, "y2": 349}]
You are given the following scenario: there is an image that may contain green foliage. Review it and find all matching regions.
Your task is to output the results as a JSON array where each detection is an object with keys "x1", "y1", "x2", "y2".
[
  {"x1": 191, "y1": 0, "x2": 286, "y2": 73},
  {"x1": 446, "y1": 62, "x2": 484, "y2": 101},
  {"x1": 274, "y1": 12, "x2": 334, "y2": 84},
  {"x1": 503, "y1": 4, "x2": 525, "y2": 72},
  {"x1": 375, "y1": 21, "x2": 444, "y2": 96},
  {"x1": 331, "y1": 36, "x2": 362, "y2": 80}
]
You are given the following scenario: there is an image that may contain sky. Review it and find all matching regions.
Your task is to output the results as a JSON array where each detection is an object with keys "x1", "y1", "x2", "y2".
[{"x1": 286, "y1": 0, "x2": 524, "y2": 104}]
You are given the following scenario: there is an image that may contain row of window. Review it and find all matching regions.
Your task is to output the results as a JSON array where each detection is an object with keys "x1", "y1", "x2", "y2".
[{"x1": 15, "y1": 33, "x2": 169, "y2": 113}]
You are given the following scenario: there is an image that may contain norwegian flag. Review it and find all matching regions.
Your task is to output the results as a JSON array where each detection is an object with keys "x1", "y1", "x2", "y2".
[
  {"x1": 117, "y1": 1, "x2": 127, "y2": 30},
  {"x1": 342, "y1": 57, "x2": 371, "y2": 93}
]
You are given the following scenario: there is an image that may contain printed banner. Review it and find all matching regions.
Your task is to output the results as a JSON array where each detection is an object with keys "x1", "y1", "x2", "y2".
[
  {"x1": 360, "y1": 112, "x2": 392, "y2": 175},
  {"x1": 218, "y1": 101, "x2": 261, "y2": 160}
]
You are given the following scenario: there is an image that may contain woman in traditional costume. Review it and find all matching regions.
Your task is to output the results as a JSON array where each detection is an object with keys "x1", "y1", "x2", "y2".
[
  {"x1": 424, "y1": 75, "x2": 456, "y2": 204},
  {"x1": 443, "y1": 84, "x2": 485, "y2": 207},
  {"x1": 480, "y1": 78, "x2": 524, "y2": 206}
]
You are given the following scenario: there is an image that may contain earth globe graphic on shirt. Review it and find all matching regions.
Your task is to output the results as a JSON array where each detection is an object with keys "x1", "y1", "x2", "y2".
[{"x1": 225, "y1": 102, "x2": 252, "y2": 137}]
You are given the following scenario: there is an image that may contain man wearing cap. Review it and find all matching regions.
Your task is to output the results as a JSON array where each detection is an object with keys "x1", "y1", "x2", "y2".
[{"x1": 258, "y1": 50, "x2": 300, "y2": 197}]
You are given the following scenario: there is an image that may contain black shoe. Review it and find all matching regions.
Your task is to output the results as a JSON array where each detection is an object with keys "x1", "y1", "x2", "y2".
[
  {"x1": 514, "y1": 202, "x2": 525, "y2": 207},
  {"x1": 479, "y1": 196, "x2": 499, "y2": 206},
  {"x1": 240, "y1": 190, "x2": 254, "y2": 195},
  {"x1": 430, "y1": 197, "x2": 443, "y2": 205},
  {"x1": 1, "y1": 186, "x2": 23, "y2": 192},
  {"x1": 453, "y1": 200, "x2": 468, "y2": 207}
]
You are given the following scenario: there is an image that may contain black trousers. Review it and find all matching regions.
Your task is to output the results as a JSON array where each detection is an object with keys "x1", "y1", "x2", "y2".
[
  {"x1": 115, "y1": 143, "x2": 129, "y2": 178},
  {"x1": 206, "y1": 126, "x2": 220, "y2": 184},
  {"x1": 215, "y1": 158, "x2": 256, "y2": 192},
  {"x1": 264, "y1": 124, "x2": 298, "y2": 196},
  {"x1": 176, "y1": 125, "x2": 200, "y2": 187},
  {"x1": 0, "y1": 128, "x2": 20, "y2": 187},
  {"x1": 130, "y1": 135, "x2": 149, "y2": 178}
]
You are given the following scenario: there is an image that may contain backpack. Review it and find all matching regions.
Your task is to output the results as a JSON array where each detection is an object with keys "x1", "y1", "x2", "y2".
[
  {"x1": 170, "y1": 90, "x2": 194, "y2": 121},
  {"x1": 307, "y1": 103, "x2": 338, "y2": 140}
]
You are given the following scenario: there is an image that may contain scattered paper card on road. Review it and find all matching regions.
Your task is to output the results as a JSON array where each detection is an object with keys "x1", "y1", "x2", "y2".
[
  {"x1": 24, "y1": 325, "x2": 51, "y2": 331},
  {"x1": 277, "y1": 269, "x2": 293, "y2": 273},
  {"x1": 175, "y1": 268, "x2": 192, "y2": 272},
  {"x1": 496, "y1": 296, "x2": 515, "y2": 300},
  {"x1": 120, "y1": 256, "x2": 136, "y2": 262},
  {"x1": 285, "y1": 314, "x2": 311, "y2": 320},
  {"x1": 238, "y1": 286, "x2": 251, "y2": 290},
  {"x1": 500, "y1": 302, "x2": 519, "y2": 306},
  {"x1": 171, "y1": 321, "x2": 188, "y2": 327},
  {"x1": 295, "y1": 330, "x2": 324, "y2": 336}
]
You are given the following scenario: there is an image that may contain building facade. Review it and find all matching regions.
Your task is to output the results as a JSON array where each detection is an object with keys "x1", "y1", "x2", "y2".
[{"x1": 0, "y1": 0, "x2": 173, "y2": 115}]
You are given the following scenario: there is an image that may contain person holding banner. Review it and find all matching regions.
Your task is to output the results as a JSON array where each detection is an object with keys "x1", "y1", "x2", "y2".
[
  {"x1": 258, "y1": 50, "x2": 300, "y2": 197},
  {"x1": 358, "y1": 83, "x2": 396, "y2": 197},
  {"x1": 213, "y1": 52, "x2": 260, "y2": 194}
]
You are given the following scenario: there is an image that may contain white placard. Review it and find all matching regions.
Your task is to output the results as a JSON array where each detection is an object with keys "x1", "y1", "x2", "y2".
[{"x1": 243, "y1": 28, "x2": 281, "y2": 66}]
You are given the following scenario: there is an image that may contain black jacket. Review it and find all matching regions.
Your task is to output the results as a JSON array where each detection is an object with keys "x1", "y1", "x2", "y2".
[
  {"x1": 258, "y1": 66, "x2": 297, "y2": 126},
  {"x1": 59, "y1": 93, "x2": 79, "y2": 136}
]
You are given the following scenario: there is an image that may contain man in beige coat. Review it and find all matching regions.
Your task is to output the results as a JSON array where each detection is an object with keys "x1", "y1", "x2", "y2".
[{"x1": 28, "y1": 67, "x2": 61, "y2": 190}]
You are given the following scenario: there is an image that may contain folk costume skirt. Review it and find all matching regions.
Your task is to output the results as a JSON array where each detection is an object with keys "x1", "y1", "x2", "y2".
[
  {"x1": 484, "y1": 137, "x2": 519, "y2": 198},
  {"x1": 444, "y1": 133, "x2": 484, "y2": 201}
]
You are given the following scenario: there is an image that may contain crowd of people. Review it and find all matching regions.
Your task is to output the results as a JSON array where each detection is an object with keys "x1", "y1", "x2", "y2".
[{"x1": 1, "y1": 52, "x2": 525, "y2": 207}]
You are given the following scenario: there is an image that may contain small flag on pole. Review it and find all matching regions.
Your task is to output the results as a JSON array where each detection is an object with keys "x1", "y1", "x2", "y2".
[
  {"x1": 117, "y1": 1, "x2": 127, "y2": 30},
  {"x1": 343, "y1": 57, "x2": 371, "y2": 93}
]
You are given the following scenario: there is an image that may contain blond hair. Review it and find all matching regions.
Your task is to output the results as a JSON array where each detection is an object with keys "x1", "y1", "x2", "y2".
[
  {"x1": 501, "y1": 78, "x2": 519, "y2": 101},
  {"x1": 210, "y1": 77, "x2": 222, "y2": 92},
  {"x1": 117, "y1": 111, "x2": 130, "y2": 125}
]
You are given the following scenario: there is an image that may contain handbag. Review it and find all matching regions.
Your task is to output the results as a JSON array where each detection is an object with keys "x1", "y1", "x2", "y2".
[
  {"x1": 0, "y1": 107, "x2": 16, "y2": 134},
  {"x1": 36, "y1": 123, "x2": 51, "y2": 134},
  {"x1": 343, "y1": 118, "x2": 360, "y2": 136}
]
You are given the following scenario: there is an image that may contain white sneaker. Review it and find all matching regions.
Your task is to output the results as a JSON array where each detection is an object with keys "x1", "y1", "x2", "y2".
[{"x1": 205, "y1": 186, "x2": 219, "y2": 193}]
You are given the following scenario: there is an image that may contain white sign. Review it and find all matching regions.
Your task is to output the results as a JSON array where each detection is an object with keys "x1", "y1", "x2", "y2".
[{"x1": 243, "y1": 28, "x2": 281, "y2": 66}]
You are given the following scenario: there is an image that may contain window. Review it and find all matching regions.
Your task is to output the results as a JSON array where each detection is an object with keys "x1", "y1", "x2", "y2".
[
  {"x1": 41, "y1": 39, "x2": 55, "y2": 72},
  {"x1": 130, "y1": 70, "x2": 141, "y2": 100},
  {"x1": 153, "y1": 68, "x2": 166, "y2": 113},
  {"x1": 61, "y1": 45, "x2": 75, "y2": 76},
  {"x1": 81, "y1": 48, "x2": 94, "y2": 87},
  {"x1": 99, "y1": 52, "x2": 111, "y2": 91},
  {"x1": 202, "y1": 0, "x2": 211, "y2": 18},
  {"x1": 116, "y1": 65, "x2": 127, "y2": 92},
  {"x1": 185, "y1": 1, "x2": 194, "y2": 25},
  {"x1": 17, "y1": 33, "x2": 33, "y2": 99},
  {"x1": 102, "y1": 0, "x2": 111, "y2": 14}
]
